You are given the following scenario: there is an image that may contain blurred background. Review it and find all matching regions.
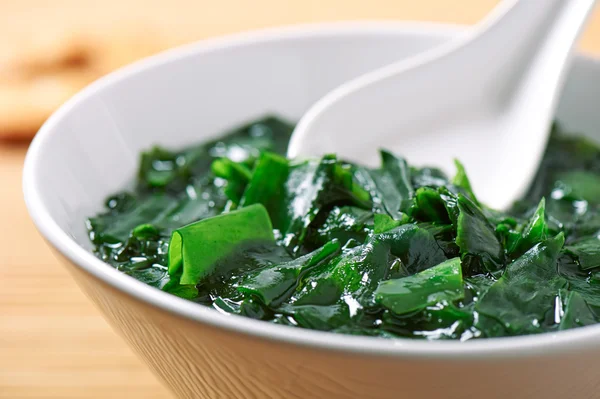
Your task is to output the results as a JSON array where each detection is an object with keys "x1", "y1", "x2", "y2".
[
  {"x1": 2, "y1": 0, "x2": 600, "y2": 398},
  {"x1": 4, "y1": 0, "x2": 600, "y2": 141}
]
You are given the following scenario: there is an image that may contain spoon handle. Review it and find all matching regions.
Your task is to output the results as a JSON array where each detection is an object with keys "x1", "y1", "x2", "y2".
[{"x1": 461, "y1": 0, "x2": 598, "y2": 106}]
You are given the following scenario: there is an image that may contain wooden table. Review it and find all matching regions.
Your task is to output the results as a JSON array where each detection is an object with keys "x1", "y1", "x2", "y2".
[{"x1": 3, "y1": 1, "x2": 600, "y2": 398}]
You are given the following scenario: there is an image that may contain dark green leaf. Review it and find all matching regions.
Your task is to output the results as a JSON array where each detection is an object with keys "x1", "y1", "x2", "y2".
[
  {"x1": 564, "y1": 236, "x2": 600, "y2": 270},
  {"x1": 409, "y1": 187, "x2": 452, "y2": 224},
  {"x1": 509, "y1": 198, "x2": 548, "y2": 258},
  {"x1": 373, "y1": 213, "x2": 407, "y2": 234},
  {"x1": 281, "y1": 155, "x2": 372, "y2": 253},
  {"x1": 476, "y1": 234, "x2": 567, "y2": 336},
  {"x1": 240, "y1": 151, "x2": 289, "y2": 227},
  {"x1": 376, "y1": 224, "x2": 447, "y2": 274},
  {"x1": 456, "y1": 194, "x2": 504, "y2": 274},
  {"x1": 306, "y1": 206, "x2": 373, "y2": 248},
  {"x1": 559, "y1": 290, "x2": 598, "y2": 330},
  {"x1": 452, "y1": 159, "x2": 479, "y2": 205},
  {"x1": 375, "y1": 257, "x2": 463, "y2": 315},
  {"x1": 362, "y1": 151, "x2": 414, "y2": 219},
  {"x1": 237, "y1": 240, "x2": 341, "y2": 306},
  {"x1": 211, "y1": 158, "x2": 252, "y2": 204},
  {"x1": 556, "y1": 171, "x2": 600, "y2": 204}
]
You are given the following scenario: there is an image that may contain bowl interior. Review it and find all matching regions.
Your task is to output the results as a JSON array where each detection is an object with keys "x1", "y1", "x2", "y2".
[
  {"x1": 24, "y1": 22, "x2": 600, "y2": 353},
  {"x1": 31, "y1": 23, "x2": 466, "y2": 250}
]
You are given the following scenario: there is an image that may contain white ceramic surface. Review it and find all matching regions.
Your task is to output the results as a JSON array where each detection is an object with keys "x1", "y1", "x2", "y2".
[
  {"x1": 289, "y1": 0, "x2": 598, "y2": 210},
  {"x1": 23, "y1": 22, "x2": 600, "y2": 399}
]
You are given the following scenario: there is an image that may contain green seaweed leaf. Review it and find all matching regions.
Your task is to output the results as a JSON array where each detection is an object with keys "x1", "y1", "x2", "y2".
[
  {"x1": 168, "y1": 204, "x2": 275, "y2": 285},
  {"x1": 375, "y1": 257, "x2": 463, "y2": 315},
  {"x1": 476, "y1": 233, "x2": 567, "y2": 336},
  {"x1": 456, "y1": 195, "x2": 504, "y2": 274}
]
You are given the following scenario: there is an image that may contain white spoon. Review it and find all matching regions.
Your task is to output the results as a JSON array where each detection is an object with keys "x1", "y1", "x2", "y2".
[{"x1": 288, "y1": 0, "x2": 597, "y2": 210}]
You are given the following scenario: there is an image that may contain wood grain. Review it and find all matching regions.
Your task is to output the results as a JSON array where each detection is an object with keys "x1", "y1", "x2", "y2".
[{"x1": 2, "y1": 1, "x2": 600, "y2": 397}]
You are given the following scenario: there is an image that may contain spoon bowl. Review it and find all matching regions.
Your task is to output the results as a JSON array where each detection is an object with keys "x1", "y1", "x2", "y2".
[{"x1": 288, "y1": 0, "x2": 597, "y2": 210}]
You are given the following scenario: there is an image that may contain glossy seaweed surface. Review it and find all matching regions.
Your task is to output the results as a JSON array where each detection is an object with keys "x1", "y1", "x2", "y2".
[{"x1": 88, "y1": 117, "x2": 600, "y2": 340}]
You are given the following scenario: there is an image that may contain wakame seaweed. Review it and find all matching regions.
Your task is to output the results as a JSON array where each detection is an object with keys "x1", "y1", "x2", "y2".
[{"x1": 88, "y1": 117, "x2": 600, "y2": 340}]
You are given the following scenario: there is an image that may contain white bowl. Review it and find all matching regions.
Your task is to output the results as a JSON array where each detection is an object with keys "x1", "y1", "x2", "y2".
[{"x1": 23, "y1": 22, "x2": 600, "y2": 399}]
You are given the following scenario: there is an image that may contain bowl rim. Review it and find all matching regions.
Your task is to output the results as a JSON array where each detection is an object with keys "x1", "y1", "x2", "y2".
[{"x1": 23, "y1": 20, "x2": 600, "y2": 360}]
